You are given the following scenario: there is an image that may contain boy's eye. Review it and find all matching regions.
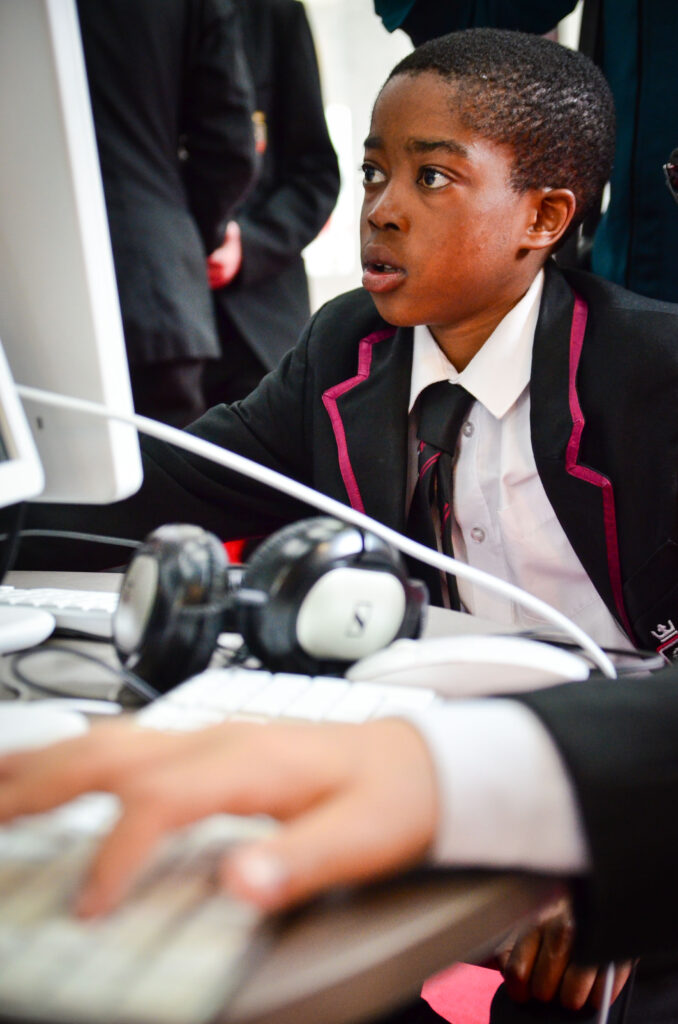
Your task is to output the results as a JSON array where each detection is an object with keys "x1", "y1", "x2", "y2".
[
  {"x1": 361, "y1": 162, "x2": 386, "y2": 185},
  {"x1": 418, "y1": 167, "x2": 449, "y2": 189}
]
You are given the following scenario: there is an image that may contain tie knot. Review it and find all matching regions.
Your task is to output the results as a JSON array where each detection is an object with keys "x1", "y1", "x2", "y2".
[{"x1": 417, "y1": 380, "x2": 474, "y2": 455}]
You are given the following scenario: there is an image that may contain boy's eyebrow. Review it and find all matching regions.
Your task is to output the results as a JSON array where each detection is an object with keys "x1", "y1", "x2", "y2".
[
  {"x1": 406, "y1": 138, "x2": 469, "y2": 157},
  {"x1": 362, "y1": 135, "x2": 469, "y2": 158}
]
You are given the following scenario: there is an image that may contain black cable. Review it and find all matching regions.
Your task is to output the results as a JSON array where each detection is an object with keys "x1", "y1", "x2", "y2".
[
  {"x1": 0, "y1": 528, "x2": 141, "y2": 550},
  {"x1": 0, "y1": 502, "x2": 26, "y2": 581},
  {"x1": 9, "y1": 644, "x2": 160, "y2": 705},
  {"x1": 616, "y1": 960, "x2": 638, "y2": 1024}
]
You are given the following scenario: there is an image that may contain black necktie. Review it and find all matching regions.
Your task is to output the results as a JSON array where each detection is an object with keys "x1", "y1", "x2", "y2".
[{"x1": 407, "y1": 380, "x2": 474, "y2": 608}]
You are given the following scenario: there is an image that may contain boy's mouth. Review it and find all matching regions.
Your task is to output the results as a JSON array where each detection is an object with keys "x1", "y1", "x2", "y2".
[{"x1": 362, "y1": 260, "x2": 406, "y2": 294}]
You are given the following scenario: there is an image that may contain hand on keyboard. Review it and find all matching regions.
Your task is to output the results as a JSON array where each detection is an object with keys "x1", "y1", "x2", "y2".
[{"x1": 0, "y1": 714, "x2": 438, "y2": 917}]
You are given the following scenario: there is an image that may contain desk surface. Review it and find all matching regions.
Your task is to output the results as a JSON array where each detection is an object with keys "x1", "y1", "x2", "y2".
[
  {"x1": 226, "y1": 871, "x2": 557, "y2": 1024},
  {"x1": 2, "y1": 571, "x2": 557, "y2": 1024}
]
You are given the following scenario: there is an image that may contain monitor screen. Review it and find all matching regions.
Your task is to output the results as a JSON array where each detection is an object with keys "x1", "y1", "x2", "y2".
[
  {"x1": 0, "y1": 341, "x2": 44, "y2": 510},
  {"x1": 0, "y1": 0, "x2": 143, "y2": 504}
]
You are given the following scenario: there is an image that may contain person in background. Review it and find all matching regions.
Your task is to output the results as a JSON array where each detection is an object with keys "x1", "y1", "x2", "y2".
[
  {"x1": 77, "y1": 0, "x2": 257, "y2": 427},
  {"x1": 375, "y1": 0, "x2": 678, "y2": 305},
  {"x1": 204, "y1": 0, "x2": 340, "y2": 405}
]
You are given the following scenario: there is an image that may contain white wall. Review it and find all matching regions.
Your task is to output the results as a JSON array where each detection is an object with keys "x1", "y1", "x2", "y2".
[{"x1": 303, "y1": 0, "x2": 412, "y2": 309}]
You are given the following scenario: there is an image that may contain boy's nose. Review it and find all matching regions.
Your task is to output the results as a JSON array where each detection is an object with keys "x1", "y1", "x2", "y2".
[{"x1": 365, "y1": 184, "x2": 408, "y2": 231}]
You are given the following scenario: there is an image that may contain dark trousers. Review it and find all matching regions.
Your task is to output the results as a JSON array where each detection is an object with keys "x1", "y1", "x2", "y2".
[
  {"x1": 369, "y1": 997, "x2": 447, "y2": 1024},
  {"x1": 203, "y1": 306, "x2": 267, "y2": 407}
]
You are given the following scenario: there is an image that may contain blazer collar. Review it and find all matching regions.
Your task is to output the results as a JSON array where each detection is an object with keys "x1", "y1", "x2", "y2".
[
  {"x1": 322, "y1": 323, "x2": 413, "y2": 533},
  {"x1": 530, "y1": 262, "x2": 634, "y2": 638}
]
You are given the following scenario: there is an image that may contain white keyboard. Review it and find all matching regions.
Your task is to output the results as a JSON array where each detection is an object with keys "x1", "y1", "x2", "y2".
[
  {"x1": 0, "y1": 669, "x2": 440, "y2": 1024},
  {"x1": 137, "y1": 664, "x2": 441, "y2": 731},
  {"x1": 0, "y1": 796, "x2": 274, "y2": 1024},
  {"x1": 0, "y1": 586, "x2": 119, "y2": 639}
]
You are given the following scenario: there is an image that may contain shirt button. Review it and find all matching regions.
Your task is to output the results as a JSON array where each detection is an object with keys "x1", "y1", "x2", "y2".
[
  {"x1": 470, "y1": 526, "x2": 486, "y2": 544},
  {"x1": 462, "y1": 421, "x2": 474, "y2": 437}
]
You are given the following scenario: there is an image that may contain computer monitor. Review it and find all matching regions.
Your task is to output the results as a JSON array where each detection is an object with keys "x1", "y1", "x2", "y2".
[
  {"x1": 0, "y1": 0, "x2": 142, "y2": 504},
  {"x1": 0, "y1": 343, "x2": 44, "y2": 510},
  {"x1": 0, "y1": 339, "x2": 56, "y2": 652}
]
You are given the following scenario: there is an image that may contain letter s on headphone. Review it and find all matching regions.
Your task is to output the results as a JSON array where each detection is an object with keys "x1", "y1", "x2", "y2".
[{"x1": 113, "y1": 517, "x2": 428, "y2": 692}]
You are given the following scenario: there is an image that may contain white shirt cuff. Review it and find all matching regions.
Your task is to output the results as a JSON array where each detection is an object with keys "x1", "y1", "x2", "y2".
[{"x1": 401, "y1": 699, "x2": 591, "y2": 874}]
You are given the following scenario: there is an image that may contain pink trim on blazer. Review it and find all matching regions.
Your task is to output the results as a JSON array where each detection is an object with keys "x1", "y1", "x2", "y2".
[
  {"x1": 322, "y1": 328, "x2": 395, "y2": 512},
  {"x1": 565, "y1": 293, "x2": 634, "y2": 638}
]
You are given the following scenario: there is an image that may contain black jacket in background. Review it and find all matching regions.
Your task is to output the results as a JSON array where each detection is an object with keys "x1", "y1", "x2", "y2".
[{"x1": 77, "y1": 0, "x2": 257, "y2": 365}]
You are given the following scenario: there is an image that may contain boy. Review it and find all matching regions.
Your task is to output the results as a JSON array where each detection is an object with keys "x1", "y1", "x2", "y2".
[{"x1": 18, "y1": 27, "x2": 678, "y2": 1022}]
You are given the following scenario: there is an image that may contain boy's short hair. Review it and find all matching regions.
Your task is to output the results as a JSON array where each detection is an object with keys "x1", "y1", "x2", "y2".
[{"x1": 387, "y1": 29, "x2": 615, "y2": 235}]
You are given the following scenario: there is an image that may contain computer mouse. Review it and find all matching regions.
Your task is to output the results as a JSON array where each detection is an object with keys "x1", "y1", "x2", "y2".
[
  {"x1": 0, "y1": 607, "x2": 55, "y2": 655},
  {"x1": 344, "y1": 634, "x2": 590, "y2": 698}
]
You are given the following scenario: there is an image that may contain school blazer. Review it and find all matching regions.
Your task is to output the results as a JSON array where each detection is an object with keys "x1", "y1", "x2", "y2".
[
  {"x1": 22, "y1": 262, "x2": 678, "y2": 654},
  {"x1": 517, "y1": 667, "x2": 678, "y2": 965}
]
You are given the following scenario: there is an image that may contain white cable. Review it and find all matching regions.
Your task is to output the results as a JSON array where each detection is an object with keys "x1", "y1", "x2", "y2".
[
  {"x1": 596, "y1": 962, "x2": 614, "y2": 1024},
  {"x1": 18, "y1": 385, "x2": 618, "y2": 679}
]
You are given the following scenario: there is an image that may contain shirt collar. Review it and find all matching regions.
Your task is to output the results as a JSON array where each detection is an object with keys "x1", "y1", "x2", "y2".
[{"x1": 409, "y1": 269, "x2": 544, "y2": 420}]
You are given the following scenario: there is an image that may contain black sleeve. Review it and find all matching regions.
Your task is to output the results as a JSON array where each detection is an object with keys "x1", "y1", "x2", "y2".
[
  {"x1": 236, "y1": 1, "x2": 340, "y2": 288},
  {"x1": 513, "y1": 670, "x2": 678, "y2": 964},
  {"x1": 182, "y1": 0, "x2": 258, "y2": 252},
  {"x1": 18, "y1": 315, "x2": 322, "y2": 570},
  {"x1": 396, "y1": 0, "x2": 577, "y2": 46}
]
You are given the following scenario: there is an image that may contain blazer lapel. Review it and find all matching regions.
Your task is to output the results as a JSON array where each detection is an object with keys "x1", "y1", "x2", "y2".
[
  {"x1": 530, "y1": 264, "x2": 634, "y2": 638},
  {"x1": 322, "y1": 324, "x2": 412, "y2": 533}
]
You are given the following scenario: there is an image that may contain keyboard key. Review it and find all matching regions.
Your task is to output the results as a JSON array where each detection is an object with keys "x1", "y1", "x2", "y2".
[
  {"x1": 0, "y1": 814, "x2": 271, "y2": 1024},
  {"x1": 281, "y1": 677, "x2": 350, "y2": 721},
  {"x1": 240, "y1": 673, "x2": 312, "y2": 716}
]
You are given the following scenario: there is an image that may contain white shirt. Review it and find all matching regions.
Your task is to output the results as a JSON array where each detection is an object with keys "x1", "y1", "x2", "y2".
[
  {"x1": 408, "y1": 698, "x2": 591, "y2": 873},
  {"x1": 409, "y1": 269, "x2": 633, "y2": 652},
  {"x1": 402, "y1": 270, "x2": 629, "y2": 873}
]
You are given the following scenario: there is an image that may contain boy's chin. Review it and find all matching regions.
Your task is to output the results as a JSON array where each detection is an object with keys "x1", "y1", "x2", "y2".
[{"x1": 365, "y1": 291, "x2": 419, "y2": 328}]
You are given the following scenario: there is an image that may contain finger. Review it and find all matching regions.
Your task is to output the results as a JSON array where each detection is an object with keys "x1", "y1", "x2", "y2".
[
  {"x1": 501, "y1": 928, "x2": 543, "y2": 1003},
  {"x1": 76, "y1": 805, "x2": 170, "y2": 917},
  {"x1": 0, "y1": 722, "x2": 206, "y2": 821},
  {"x1": 493, "y1": 925, "x2": 525, "y2": 973},
  {"x1": 221, "y1": 782, "x2": 434, "y2": 911},
  {"x1": 529, "y1": 910, "x2": 575, "y2": 1002},
  {"x1": 558, "y1": 963, "x2": 599, "y2": 1010},
  {"x1": 589, "y1": 962, "x2": 633, "y2": 1009},
  {"x1": 73, "y1": 722, "x2": 349, "y2": 914},
  {"x1": 0, "y1": 727, "x2": 124, "y2": 819}
]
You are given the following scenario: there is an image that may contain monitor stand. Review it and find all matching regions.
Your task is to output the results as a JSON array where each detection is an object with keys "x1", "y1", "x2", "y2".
[{"x1": 0, "y1": 606, "x2": 55, "y2": 654}]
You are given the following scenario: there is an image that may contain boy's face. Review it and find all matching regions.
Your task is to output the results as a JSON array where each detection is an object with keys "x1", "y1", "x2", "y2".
[{"x1": 360, "y1": 72, "x2": 543, "y2": 348}]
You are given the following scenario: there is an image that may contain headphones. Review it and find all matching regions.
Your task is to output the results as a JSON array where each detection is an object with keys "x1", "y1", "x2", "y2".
[{"x1": 113, "y1": 517, "x2": 427, "y2": 692}]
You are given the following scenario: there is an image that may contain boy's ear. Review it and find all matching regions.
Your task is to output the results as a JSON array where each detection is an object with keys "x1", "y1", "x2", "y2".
[{"x1": 523, "y1": 188, "x2": 577, "y2": 252}]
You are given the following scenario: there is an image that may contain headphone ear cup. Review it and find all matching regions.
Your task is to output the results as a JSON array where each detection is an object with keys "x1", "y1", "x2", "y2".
[
  {"x1": 397, "y1": 578, "x2": 427, "y2": 640},
  {"x1": 237, "y1": 516, "x2": 428, "y2": 674},
  {"x1": 237, "y1": 519, "x2": 321, "y2": 672},
  {"x1": 113, "y1": 524, "x2": 229, "y2": 693}
]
